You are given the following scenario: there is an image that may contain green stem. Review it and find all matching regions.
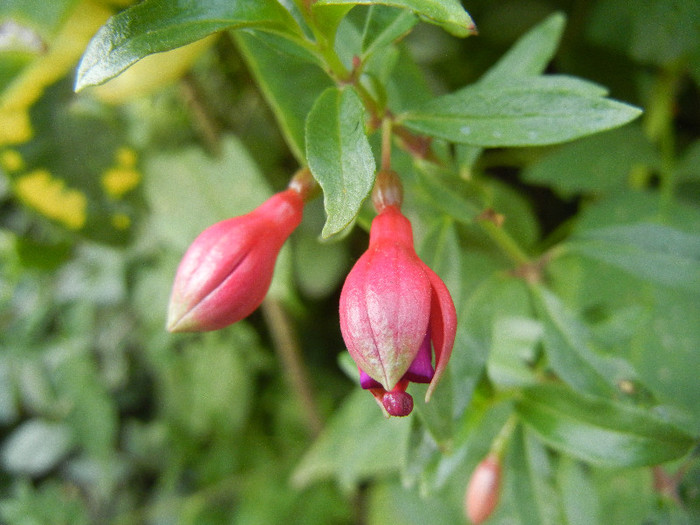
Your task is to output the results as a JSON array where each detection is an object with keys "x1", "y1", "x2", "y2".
[
  {"x1": 644, "y1": 62, "x2": 683, "y2": 214},
  {"x1": 262, "y1": 298, "x2": 324, "y2": 437},
  {"x1": 381, "y1": 117, "x2": 393, "y2": 170},
  {"x1": 491, "y1": 413, "x2": 518, "y2": 460},
  {"x1": 478, "y1": 218, "x2": 531, "y2": 266}
]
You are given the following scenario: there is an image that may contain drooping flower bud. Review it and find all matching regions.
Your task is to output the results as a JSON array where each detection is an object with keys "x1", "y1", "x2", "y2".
[
  {"x1": 339, "y1": 205, "x2": 457, "y2": 416},
  {"x1": 465, "y1": 454, "x2": 502, "y2": 524},
  {"x1": 167, "y1": 188, "x2": 303, "y2": 332}
]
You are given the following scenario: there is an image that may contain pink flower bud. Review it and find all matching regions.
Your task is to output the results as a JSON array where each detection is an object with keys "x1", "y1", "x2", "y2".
[
  {"x1": 465, "y1": 454, "x2": 502, "y2": 524},
  {"x1": 339, "y1": 206, "x2": 457, "y2": 415},
  {"x1": 167, "y1": 189, "x2": 303, "y2": 332}
]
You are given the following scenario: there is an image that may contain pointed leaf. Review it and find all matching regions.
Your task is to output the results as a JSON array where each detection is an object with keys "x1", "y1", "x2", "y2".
[
  {"x1": 315, "y1": 0, "x2": 476, "y2": 37},
  {"x1": 530, "y1": 285, "x2": 639, "y2": 398},
  {"x1": 1, "y1": 419, "x2": 73, "y2": 476},
  {"x1": 75, "y1": 0, "x2": 300, "y2": 89},
  {"x1": 306, "y1": 86, "x2": 376, "y2": 238},
  {"x1": 516, "y1": 384, "x2": 695, "y2": 467},
  {"x1": 361, "y1": 5, "x2": 418, "y2": 59},
  {"x1": 233, "y1": 31, "x2": 332, "y2": 162},
  {"x1": 480, "y1": 12, "x2": 566, "y2": 84},
  {"x1": 400, "y1": 76, "x2": 642, "y2": 147},
  {"x1": 291, "y1": 389, "x2": 411, "y2": 491},
  {"x1": 566, "y1": 223, "x2": 700, "y2": 292}
]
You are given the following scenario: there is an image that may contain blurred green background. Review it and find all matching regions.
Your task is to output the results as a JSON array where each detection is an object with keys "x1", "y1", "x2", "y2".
[{"x1": 1, "y1": 1, "x2": 699, "y2": 524}]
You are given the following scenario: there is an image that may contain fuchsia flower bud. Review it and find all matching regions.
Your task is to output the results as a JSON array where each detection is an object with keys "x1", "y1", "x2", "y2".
[
  {"x1": 339, "y1": 204, "x2": 457, "y2": 416},
  {"x1": 464, "y1": 454, "x2": 502, "y2": 524},
  {"x1": 167, "y1": 188, "x2": 304, "y2": 332}
]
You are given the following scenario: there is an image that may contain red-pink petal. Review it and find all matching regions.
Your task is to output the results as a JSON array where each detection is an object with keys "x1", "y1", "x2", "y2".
[
  {"x1": 167, "y1": 189, "x2": 303, "y2": 332},
  {"x1": 422, "y1": 264, "x2": 457, "y2": 401}
]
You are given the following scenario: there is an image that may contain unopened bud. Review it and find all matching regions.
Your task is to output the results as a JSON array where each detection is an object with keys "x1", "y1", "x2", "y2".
[{"x1": 465, "y1": 454, "x2": 502, "y2": 524}]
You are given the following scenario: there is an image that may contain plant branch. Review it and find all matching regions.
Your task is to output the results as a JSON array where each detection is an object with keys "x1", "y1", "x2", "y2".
[
  {"x1": 477, "y1": 211, "x2": 531, "y2": 266},
  {"x1": 262, "y1": 298, "x2": 324, "y2": 437}
]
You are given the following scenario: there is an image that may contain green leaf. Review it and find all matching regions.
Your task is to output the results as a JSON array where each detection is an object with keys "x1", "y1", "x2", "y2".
[
  {"x1": 361, "y1": 5, "x2": 418, "y2": 59},
  {"x1": 566, "y1": 223, "x2": 700, "y2": 292},
  {"x1": 1, "y1": 419, "x2": 73, "y2": 476},
  {"x1": 291, "y1": 389, "x2": 411, "y2": 492},
  {"x1": 411, "y1": 378, "x2": 454, "y2": 449},
  {"x1": 454, "y1": 12, "x2": 567, "y2": 171},
  {"x1": 557, "y1": 457, "x2": 601, "y2": 525},
  {"x1": 144, "y1": 135, "x2": 272, "y2": 250},
  {"x1": 234, "y1": 30, "x2": 333, "y2": 162},
  {"x1": 629, "y1": 0, "x2": 700, "y2": 65},
  {"x1": 506, "y1": 425, "x2": 563, "y2": 525},
  {"x1": 6, "y1": 78, "x2": 140, "y2": 245},
  {"x1": 414, "y1": 167, "x2": 481, "y2": 225},
  {"x1": 0, "y1": 0, "x2": 80, "y2": 41},
  {"x1": 0, "y1": 480, "x2": 90, "y2": 525},
  {"x1": 530, "y1": 285, "x2": 640, "y2": 398},
  {"x1": 399, "y1": 76, "x2": 642, "y2": 147},
  {"x1": 75, "y1": 0, "x2": 301, "y2": 90},
  {"x1": 516, "y1": 384, "x2": 696, "y2": 467},
  {"x1": 315, "y1": 0, "x2": 476, "y2": 37},
  {"x1": 305, "y1": 86, "x2": 376, "y2": 238},
  {"x1": 479, "y1": 12, "x2": 566, "y2": 84},
  {"x1": 367, "y1": 481, "x2": 464, "y2": 525},
  {"x1": 523, "y1": 125, "x2": 658, "y2": 198},
  {"x1": 487, "y1": 316, "x2": 542, "y2": 388},
  {"x1": 417, "y1": 217, "x2": 462, "y2": 307}
]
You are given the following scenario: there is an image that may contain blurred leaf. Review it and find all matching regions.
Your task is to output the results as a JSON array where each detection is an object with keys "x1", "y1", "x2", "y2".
[
  {"x1": 487, "y1": 316, "x2": 541, "y2": 388},
  {"x1": 367, "y1": 480, "x2": 464, "y2": 525},
  {"x1": 530, "y1": 285, "x2": 640, "y2": 398},
  {"x1": 144, "y1": 135, "x2": 271, "y2": 250},
  {"x1": 292, "y1": 388, "x2": 411, "y2": 492},
  {"x1": 593, "y1": 467, "x2": 655, "y2": 524},
  {"x1": 480, "y1": 12, "x2": 566, "y2": 84},
  {"x1": 5, "y1": 78, "x2": 141, "y2": 243},
  {"x1": 417, "y1": 217, "x2": 462, "y2": 307},
  {"x1": 1, "y1": 419, "x2": 73, "y2": 476},
  {"x1": 629, "y1": 0, "x2": 700, "y2": 65},
  {"x1": 588, "y1": 0, "x2": 700, "y2": 66},
  {"x1": 629, "y1": 287, "x2": 700, "y2": 430},
  {"x1": 566, "y1": 223, "x2": 700, "y2": 292},
  {"x1": 0, "y1": 1, "x2": 81, "y2": 39},
  {"x1": 233, "y1": 30, "x2": 333, "y2": 162},
  {"x1": 557, "y1": 457, "x2": 601, "y2": 525},
  {"x1": 294, "y1": 221, "x2": 350, "y2": 298},
  {"x1": 523, "y1": 125, "x2": 659, "y2": 197},
  {"x1": 75, "y1": 0, "x2": 300, "y2": 89},
  {"x1": 0, "y1": 1, "x2": 114, "y2": 146},
  {"x1": 306, "y1": 86, "x2": 376, "y2": 238},
  {"x1": 505, "y1": 425, "x2": 563, "y2": 525},
  {"x1": 676, "y1": 140, "x2": 700, "y2": 182},
  {"x1": 315, "y1": 0, "x2": 476, "y2": 37},
  {"x1": 0, "y1": 480, "x2": 90, "y2": 525},
  {"x1": 400, "y1": 76, "x2": 642, "y2": 147},
  {"x1": 411, "y1": 376, "x2": 454, "y2": 449},
  {"x1": 516, "y1": 384, "x2": 696, "y2": 468},
  {"x1": 0, "y1": 357, "x2": 19, "y2": 425},
  {"x1": 360, "y1": 5, "x2": 418, "y2": 59},
  {"x1": 53, "y1": 348, "x2": 118, "y2": 459},
  {"x1": 414, "y1": 167, "x2": 481, "y2": 225},
  {"x1": 0, "y1": 1, "x2": 80, "y2": 91}
]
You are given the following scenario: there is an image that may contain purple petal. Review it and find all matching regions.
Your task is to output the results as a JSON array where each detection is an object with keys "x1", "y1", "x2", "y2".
[
  {"x1": 403, "y1": 330, "x2": 434, "y2": 383},
  {"x1": 359, "y1": 369, "x2": 383, "y2": 390}
]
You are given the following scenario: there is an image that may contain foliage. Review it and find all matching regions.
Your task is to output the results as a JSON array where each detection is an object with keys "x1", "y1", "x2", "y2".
[{"x1": 1, "y1": 0, "x2": 699, "y2": 523}]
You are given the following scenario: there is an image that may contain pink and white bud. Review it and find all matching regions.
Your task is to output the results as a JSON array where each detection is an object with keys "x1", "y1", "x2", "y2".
[
  {"x1": 465, "y1": 454, "x2": 502, "y2": 524},
  {"x1": 167, "y1": 189, "x2": 303, "y2": 332},
  {"x1": 339, "y1": 205, "x2": 457, "y2": 416}
]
